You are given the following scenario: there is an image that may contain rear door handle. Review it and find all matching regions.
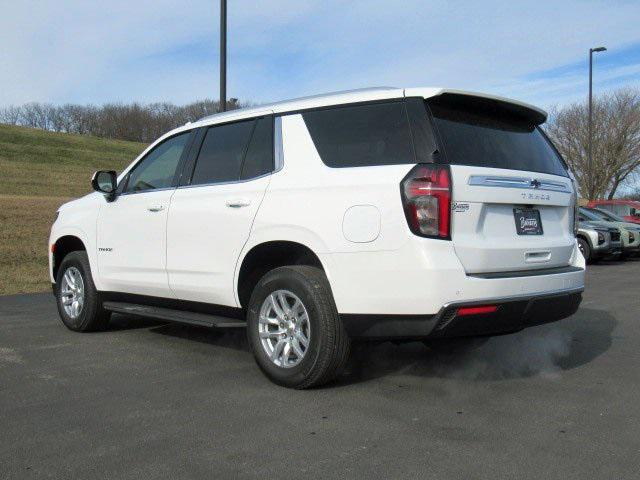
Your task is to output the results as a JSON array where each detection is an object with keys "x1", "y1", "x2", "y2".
[
  {"x1": 226, "y1": 199, "x2": 251, "y2": 208},
  {"x1": 147, "y1": 205, "x2": 165, "y2": 212}
]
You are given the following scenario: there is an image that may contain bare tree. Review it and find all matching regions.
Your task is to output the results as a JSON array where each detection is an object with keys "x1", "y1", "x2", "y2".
[
  {"x1": 546, "y1": 88, "x2": 640, "y2": 199},
  {"x1": 620, "y1": 188, "x2": 640, "y2": 200},
  {"x1": 0, "y1": 105, "x2": 22, "y2": 125},
  {"x1": 0, "y1": 99, "x2": 245, "y2": 143}
]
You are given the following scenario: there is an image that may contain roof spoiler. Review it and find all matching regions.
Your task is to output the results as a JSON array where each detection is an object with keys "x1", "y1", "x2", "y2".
[{"x1": 425, "y1": 89, "x2": 547, "y2": 125}]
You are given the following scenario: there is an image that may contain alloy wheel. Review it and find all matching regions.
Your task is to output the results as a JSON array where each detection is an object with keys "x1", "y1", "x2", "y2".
[
  {"x1": 258, "y1": 290, "x2": 311, "y2": 368},
  {"x1": 60, "y1": 266, "x2": 85, "y2": 319}
]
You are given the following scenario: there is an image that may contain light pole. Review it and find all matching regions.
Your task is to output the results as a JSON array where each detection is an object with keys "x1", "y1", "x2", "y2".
[
  {"x1": 588, "y1": 46, "x2": 606, "y2": 198},
  {"x1": 220, "y1": 0, "x2": 227, "y2": 112}
]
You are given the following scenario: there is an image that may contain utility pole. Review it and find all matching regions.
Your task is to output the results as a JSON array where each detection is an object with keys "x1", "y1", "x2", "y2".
[
  {"x1": 588, "y1": 46, "x2": 606, "y2": 198},
  {"x1": 220, "y1": 0, "x2": 227, "y2": 112}
]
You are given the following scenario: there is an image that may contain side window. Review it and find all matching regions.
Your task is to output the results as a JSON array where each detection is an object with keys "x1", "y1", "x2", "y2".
[
  {"x1": 302, "y1": 101, "x2": 415, "y2": 168},
  {"x1": 191, "y1": 120, "x2": 255, "y2": 185},
  {"x1": 125, "y1": 132, "x2": 191, "y2": 193},
  {"x1": 240, "y1": 117, "x2": 274, "y2": 180}
]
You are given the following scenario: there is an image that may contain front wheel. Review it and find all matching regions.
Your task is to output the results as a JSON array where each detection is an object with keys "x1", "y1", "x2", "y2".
[
  {"x1": 55, "y1": 251, "x2": 111, "y2": 332},
  {"x1": 577, "y1": 237, "x2": 591, "y2": 263},
  {"x1": 246, "y1": 266, "x2": 350, "y2": 389}
]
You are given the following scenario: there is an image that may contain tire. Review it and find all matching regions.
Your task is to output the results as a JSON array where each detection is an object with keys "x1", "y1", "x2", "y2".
[
  {"x1": 577, "y1": 237, "x2": 591, "y2": 263},
  {"x1": 55, "y1": 251, "x2": 111, "y2": 332},
  {"x1": 246, "y1": 266, "x2": 350, "y2": 389}
]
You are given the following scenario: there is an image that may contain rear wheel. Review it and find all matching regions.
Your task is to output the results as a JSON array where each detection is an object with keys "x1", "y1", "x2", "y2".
[
  {"x1": 246, "y1": 266, "x2": 350, "y2": 389},
  {"x1": 577, "y1": 237, "x2": 591, "y2": 263},
  {"x1": 55, "y1": 251, "x2": 110, "y2": 332}
]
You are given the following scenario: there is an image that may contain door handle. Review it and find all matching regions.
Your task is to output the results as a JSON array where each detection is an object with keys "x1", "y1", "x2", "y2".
[
  {"x1": 226, "y1": 199, "x2": 251, "y2": 208},
  {"x1": 147, "y1": 205, "x2": 165, "y2": 212}
]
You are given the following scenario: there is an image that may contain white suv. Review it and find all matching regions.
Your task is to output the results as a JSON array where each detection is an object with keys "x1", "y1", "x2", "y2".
[{"x1": 49, "y1": 87, "x2": 585, "y2": 388}]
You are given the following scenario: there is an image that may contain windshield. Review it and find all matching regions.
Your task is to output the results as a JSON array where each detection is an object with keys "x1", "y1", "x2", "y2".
[
  {"x1": 428, "y1": 98, "x2": 567, "y2": 177},
  {"x1": 593, "y1": 208, "x2": 625, "y2": 222},
  {"x1": 579, "y1": 208, "x2": 607, "y2": 221}
]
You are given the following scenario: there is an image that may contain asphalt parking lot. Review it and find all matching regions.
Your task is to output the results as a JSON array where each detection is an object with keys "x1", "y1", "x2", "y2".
[{"x1": 1, "y1": 260, "x2": 639, "y2": 480}]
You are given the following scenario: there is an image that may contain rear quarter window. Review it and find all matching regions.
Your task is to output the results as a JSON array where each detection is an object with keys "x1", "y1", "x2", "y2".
[{"x1": 302, "y1": 101, "x2": 415, "y2": 168}]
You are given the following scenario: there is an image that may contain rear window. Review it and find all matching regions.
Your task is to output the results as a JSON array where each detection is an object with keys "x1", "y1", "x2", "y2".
[
  {"x1": 428, "y1": 97, "x2": 568, "y2": 177},
  {"x1": 302, "y1": 102, "x2": 415, "y2": 168},
  {"x1": 240, "y1": 117, "x2": 273, "y2": 180}
]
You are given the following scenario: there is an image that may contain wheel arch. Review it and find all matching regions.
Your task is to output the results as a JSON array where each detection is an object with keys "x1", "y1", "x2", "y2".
[
  {"x1": 235, "y1": 240, "x2": 331, "y2": 310},
  {"x1": 52, "y1": 235, "x2": 87, "y2": 280},
  {"x1": 577, "y1": 232, "x2": 594, "y2": 250}
]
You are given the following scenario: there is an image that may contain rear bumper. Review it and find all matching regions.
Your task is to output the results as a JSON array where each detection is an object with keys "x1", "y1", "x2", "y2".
[
  {"x1": 342, "y1": 287, "x2": 583, "y2": 339},
  {"x1": 324, "y1": 236, "x2": 585, "y2": 316}
]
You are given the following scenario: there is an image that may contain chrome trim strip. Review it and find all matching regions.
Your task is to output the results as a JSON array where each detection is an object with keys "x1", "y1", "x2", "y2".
[
  {"x1": 118, "y1": 186, "x2": 176, "y2": 197},
  {"x1": 175, "y1": 172, "x2": 273, "y2": 190},
  {"x1": 468, "y1": 175, "x2": 571, "y2": 193},
  {"x1": 274, "y1": 116, "x2": 284, "y2": 171}
]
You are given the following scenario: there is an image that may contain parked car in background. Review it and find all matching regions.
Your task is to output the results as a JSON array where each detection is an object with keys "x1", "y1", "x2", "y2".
[
  {"x1": 586, "y1": 207, "x2": 640, "y2": 257},
  {"x1": 587, "y1": 200, "x2": 640, "y2": 225},
  {"x1": 577, "y1": 210, "x2": 623, "y2": 262}
]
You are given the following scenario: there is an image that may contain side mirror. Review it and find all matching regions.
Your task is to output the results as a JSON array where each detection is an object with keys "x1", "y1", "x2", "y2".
[{"x1": 91, "y1": 170, "x2": 117, "y2": 201}]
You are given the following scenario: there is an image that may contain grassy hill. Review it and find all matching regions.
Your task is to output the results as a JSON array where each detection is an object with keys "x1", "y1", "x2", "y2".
[{"x1": 0, "y1": 124, "x2": 146, "y2": 294}]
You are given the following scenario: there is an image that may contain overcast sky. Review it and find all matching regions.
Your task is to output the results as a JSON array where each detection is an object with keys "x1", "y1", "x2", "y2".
[{"x1": 1, "y1": 0, "x2": 639, "y2": 110}]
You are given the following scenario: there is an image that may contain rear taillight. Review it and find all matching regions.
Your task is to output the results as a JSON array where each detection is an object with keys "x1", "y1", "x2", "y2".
[{"x1": 401, "y1": 164, "x2": 451, "y2": 239}]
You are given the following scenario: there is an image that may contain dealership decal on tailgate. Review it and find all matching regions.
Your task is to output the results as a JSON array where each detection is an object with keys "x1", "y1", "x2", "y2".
[{"x1": 514, "y1": 208, "x2": 543, "y2": 235}]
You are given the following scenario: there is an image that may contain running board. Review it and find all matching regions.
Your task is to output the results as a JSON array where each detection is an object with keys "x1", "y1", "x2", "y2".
[{"x1": 102, "y1": 302, "x2": 247, "y2": 328}]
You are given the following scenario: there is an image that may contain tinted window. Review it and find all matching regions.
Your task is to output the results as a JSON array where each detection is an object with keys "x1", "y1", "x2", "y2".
[
  {"x1": 191, "y1": 120, "x2": 255, "y2": 185},
  {"x1": 303, "y1": 102, "x2": 415, "y2": 168},
  {"x1": 125, "y1": 132, "x2": 190, "y2": 193},
  {"x1": 429, "y1": 99, "x2": 568, "y2": 177},
  {"x1": 240, "y1": 117, "x2": 274, "y2": 180},
  {"x1": 405, "y1": 97, "x2": 438, "y2": 162}
]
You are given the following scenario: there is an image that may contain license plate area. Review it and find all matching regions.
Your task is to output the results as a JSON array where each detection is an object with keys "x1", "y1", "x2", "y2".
[{"x1": 514, "y1": 208, "x2": 543, "y2": 235}]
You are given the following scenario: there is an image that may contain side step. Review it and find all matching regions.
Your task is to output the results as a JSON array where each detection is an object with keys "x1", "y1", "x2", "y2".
[{"x1": 103, "y1": 302, "x2": 247, "y2": 328}]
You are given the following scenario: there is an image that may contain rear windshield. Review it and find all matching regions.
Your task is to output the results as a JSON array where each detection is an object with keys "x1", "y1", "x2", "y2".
[{"x1": 428, "y1": 97, "x2": 568, "y2": 177}]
